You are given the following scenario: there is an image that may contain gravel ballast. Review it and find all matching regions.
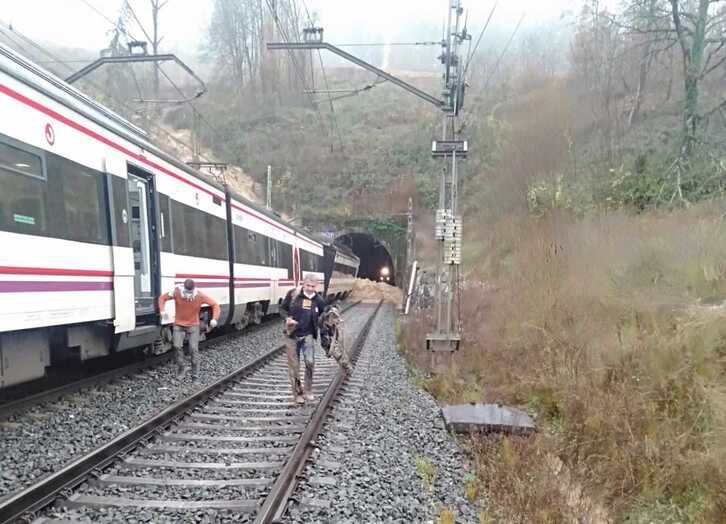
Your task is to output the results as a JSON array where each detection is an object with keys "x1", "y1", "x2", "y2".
[
  {"x1": 0, "y1": 305, "x2": 360, "y2": 499},
  {"x1": 287, "y1": 302, "x2": 480, "y2": 523},
  {"x1": 35, "y1": 305, "x2": 374, "y2": 523},
  {"x1": 1, "y1": 302, "x2": 480, "y2": 524}
]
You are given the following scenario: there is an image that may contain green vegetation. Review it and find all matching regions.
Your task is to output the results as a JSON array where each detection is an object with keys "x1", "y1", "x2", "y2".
[{"x1": 415, "y1": 456, "x2": 438, "y2": 490}]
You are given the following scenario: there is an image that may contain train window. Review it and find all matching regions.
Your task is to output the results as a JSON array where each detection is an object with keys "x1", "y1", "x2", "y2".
[
  {"x1": 205, "y1": 211, "x2": 227, "y2": 260},
  {"x1": 278, "y1": 241, "x2": 294, "y2": 278},
  {"x1": 0, "y1": 139, "x2": 47, "y2": 235},
  {"x1": 171, "y1": 199, "x2": 227, "y2": 260},
  {"x1": 171, "y1": 200, "x2": 188, "y2": 256},
  {"x1": 258, "y1": 232, "x2": 269, "y2": 265},
  {"x1": 234, "y1": 226, "x2": 248, "y2": 264},
  {"x1": 234, "y1": 226, "x2": 269, "y2": 265},
  {"x1": 0, "y1": 140, "x2": 44, "y2": 180},
  {"x1": 334, "y1": 262, "x2": 356, "y2": 276},
  {"x1": 0, "y1": 165, "x2": 47, "y2": 234},
  {"x1": 300, "y1": 250, "x2": 321, "y2": 272},
  {"x1": 111, "y1": 175, "x2": 131, "y2": 248},
  {"x1": 268, "y1": 238, "x2": 278, "y2": 267},
  {"x1": 158, "y1": 193, "x2": 172, "y2": 253},
  {"x1": 47, "y1": 154, "x2": 109, "y2": 245}
]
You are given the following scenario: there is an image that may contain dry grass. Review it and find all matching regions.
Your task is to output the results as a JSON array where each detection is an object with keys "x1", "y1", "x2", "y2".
[{"x1": 403, "y1": 204, "x2": 726, "y2": 523}]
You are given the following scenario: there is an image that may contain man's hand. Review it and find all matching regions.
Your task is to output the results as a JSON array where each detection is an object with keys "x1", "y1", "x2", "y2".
[
  {"x1": 284, "y1": 316, "x2": 298, "y2": 336},
  {"x1": 210, "y1": 318, "x2": 218, "y2": 329}
]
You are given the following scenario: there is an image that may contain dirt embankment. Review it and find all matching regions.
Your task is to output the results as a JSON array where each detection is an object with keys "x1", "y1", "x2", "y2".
[
  {"x1": 154, "y1": 125, "x2": 261, "y2": 204},
  {"x1": 350, "y1": 278, "x2": 403, "y2": 307}
]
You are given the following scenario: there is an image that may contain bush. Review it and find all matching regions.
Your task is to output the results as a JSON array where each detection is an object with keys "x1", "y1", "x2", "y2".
[{"x1": 405, "y1": 204, "x2": 726, "y2": 522}]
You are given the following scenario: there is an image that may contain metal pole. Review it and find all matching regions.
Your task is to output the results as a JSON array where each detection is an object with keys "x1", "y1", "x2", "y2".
[
  {"x1": 266, "y1": 165, "x2": 272, "y2": 209},
  {"x1": 406, "y1": 197, "x2": 414, "y2": 266},
  {"x1": 435, "y1": 163, "x2": 446, "y2": 334}
]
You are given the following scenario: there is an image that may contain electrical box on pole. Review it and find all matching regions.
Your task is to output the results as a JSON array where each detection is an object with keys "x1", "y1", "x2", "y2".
[{"x1": 432, "y1": 140, "x2": 468, "y2": 158}]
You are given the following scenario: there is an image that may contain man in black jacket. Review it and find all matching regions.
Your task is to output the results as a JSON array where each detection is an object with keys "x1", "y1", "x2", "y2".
[{"x1": 280, "y1": 274, "x2": 326, "y2": 404}]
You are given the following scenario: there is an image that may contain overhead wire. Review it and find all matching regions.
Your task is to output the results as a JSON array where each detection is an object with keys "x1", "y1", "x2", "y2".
[
  {"x1": 119, "y1": 1, "x2": 237, "y2": 181},
  {"x1": 462, "y1": 1, "x2": 498, "y2": 78},
  {"x1": 482, "y1": 13, "x2": 524, "y2": 90},
  {"x1": 74, "y1": 0, "x2": 145, "y2": 102},
  {"x1": 264, "y1": 0, "x2": 331, "y2": 145},
  {"x1": 300, "y1": 0, "x2": 344, "y2": 153},
  {"x1": 334, "y1": 41, "x2": 440, "y2": 47},
  {"x1": 77, "y1": 0, "x2": 127, "y2": 29},
  {"x1": 75, "y1": 0, "x2": 232, "y2": 171},
  {"x1": 0, "y1": 21, "x2": 215, "y2": 166}
]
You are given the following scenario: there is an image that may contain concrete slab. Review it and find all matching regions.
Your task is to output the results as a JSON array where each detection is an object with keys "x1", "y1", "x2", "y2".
[{"x1": 441, "y1": 403, "x2": 535, "y2": 434}]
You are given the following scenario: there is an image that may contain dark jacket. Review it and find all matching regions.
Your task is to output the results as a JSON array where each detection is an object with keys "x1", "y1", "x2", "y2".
[{"x1": 280, "y1": 288, "x2": 326, "y2": 339}]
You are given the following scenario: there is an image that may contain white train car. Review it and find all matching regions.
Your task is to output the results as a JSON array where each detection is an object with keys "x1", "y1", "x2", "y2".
[
  {"x1": 326, "y1": 247, "x2": 359, "y2": 301},
  {"x1": 0, "y1": 43, "x2": 352, "y2": 388}
]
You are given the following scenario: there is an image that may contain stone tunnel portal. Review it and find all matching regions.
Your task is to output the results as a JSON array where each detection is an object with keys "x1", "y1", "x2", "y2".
[{"x1": 336, "y1": 232, "x2": 396, "y2": 286}]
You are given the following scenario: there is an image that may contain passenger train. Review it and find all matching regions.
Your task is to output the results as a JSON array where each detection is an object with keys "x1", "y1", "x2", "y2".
[{"x1": 0, "y1": 43, "x2": 359, "y2": 388}]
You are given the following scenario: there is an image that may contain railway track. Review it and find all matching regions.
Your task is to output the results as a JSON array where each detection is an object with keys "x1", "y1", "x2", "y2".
[
  {"x1": 0, "y1": 301, "x2": 361, "y2": 420},
  {"x1": 0, "y1": 300, "x2": 381, "y2": 524}
]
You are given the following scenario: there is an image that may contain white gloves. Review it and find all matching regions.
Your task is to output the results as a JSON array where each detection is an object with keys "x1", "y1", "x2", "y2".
[{"x1": 209, "y1": 318, "x2": 218, "y2": 329}]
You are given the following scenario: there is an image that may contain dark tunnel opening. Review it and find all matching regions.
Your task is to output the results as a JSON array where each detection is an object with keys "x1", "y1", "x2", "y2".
[{"x1": 337, "y1": 232, "x2": 396, "y2": 286}]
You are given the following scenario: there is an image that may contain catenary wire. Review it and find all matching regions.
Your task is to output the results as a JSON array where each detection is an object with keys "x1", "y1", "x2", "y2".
[{"x1": 301, "y1": 0, "x2": 344, "y2": 153}]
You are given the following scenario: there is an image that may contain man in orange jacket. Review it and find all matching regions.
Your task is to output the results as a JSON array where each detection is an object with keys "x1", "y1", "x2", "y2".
[{"x1": 159, "y1": 278, "x2": 220, "y2": 381}]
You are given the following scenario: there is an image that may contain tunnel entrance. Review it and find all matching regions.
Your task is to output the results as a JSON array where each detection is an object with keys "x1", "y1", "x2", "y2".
[{"x1": 337, "y1": 232, "x2": 396, "y2": 286}]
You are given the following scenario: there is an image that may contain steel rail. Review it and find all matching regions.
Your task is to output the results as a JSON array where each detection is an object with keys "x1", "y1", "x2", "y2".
[
  {"x1": 0, "y1": 301, "x2": 361, "y2": 419},
  {"x1": 0, "y1": 300, "x2": 362, "y2": 523},
  {"x1": 254, "y1": 299, "x2": 383, "y2": 524},
  {"x1": 0, "y1": 346, "x2": 282, "y2": 523},
  {"x1": 0, "y1": 322, "x2": 263, "y2": 419}
]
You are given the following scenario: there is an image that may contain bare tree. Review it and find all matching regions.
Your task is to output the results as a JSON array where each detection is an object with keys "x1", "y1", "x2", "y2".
[
  {"x1": 613, "y1": 0, "x2": 726, "y2": 203},
  {"x1": 623, "y1": 0, "x2": 662, "y2": 126},
  {"x1": 571, "y1": 1, "x2": 627, "y2": 164},
  {"x1": 207, "y1": 0, "x2": 307, "y2": 101},
  {"x1": 624, "y1": 0, "x2": 726, "y2": 151}
]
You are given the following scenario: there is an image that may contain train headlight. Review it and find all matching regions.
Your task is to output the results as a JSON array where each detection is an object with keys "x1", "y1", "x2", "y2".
[{"x1": 380, "y1": 266, "x2": 390, "y2": 277}]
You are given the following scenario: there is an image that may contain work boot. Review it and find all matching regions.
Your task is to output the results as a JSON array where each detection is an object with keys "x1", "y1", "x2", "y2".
[
  {"x1": 295, "y1": 395, "x2": 305, "y2": 405},
  {"x1": 303, "y1": 391, "x2": 314, "y2": 401},
  {"x1": 176, "y1": 365, "x2": 186, "y2": 379}
]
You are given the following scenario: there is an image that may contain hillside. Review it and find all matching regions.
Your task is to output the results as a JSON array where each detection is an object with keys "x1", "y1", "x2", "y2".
[{"x1": 3, "y1": 8, "x2": 726, "y2": 520}]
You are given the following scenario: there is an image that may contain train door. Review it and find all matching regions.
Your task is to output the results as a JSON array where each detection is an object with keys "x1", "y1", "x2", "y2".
[
  {"x1": 268, "y1": 238, "x2": 279, "y2": 305},
  {"x1": 127, "y1": 169, "x2": 159, "y2": 315},
  {"x1": 322, "y1": 244, "x2": 336, "y2": 298},
  {"x1": 293, "y1": 246, "x2": 301, "y2": 287}
]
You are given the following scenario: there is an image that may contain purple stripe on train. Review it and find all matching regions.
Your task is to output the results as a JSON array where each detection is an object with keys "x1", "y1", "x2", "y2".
[{"x1": 0, "y1": 281, "x2": 113, "y2": 292}]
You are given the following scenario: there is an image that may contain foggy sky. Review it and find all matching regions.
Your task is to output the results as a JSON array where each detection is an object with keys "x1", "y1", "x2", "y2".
[{"x1": 3, "y1": 0, "x2": 583, "y2": 61}]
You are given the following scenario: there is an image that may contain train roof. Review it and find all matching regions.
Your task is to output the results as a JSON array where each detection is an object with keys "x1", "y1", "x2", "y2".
[{"x1": 0, "y1": 42, "x2": 324, "y2": 249}]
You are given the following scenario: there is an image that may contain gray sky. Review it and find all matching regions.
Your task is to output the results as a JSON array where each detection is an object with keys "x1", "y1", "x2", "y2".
[{"x1": 4, "y1": 0, "x2": 583, "y2": 58}]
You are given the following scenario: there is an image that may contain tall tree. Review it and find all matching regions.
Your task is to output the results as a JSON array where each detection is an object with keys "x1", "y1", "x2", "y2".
[
  {"x1": 207, "y1": 0, "x2": 307, "y2": 100},
  {"x1": 620, "y1": 0, "x2": 726, "y2": 202},
  {"x1": 624, "y1": 0, "x2": 660, "y2": 126},
  {"x1": 626, "y1": 0, "x2": 726, "y2": 151}
]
